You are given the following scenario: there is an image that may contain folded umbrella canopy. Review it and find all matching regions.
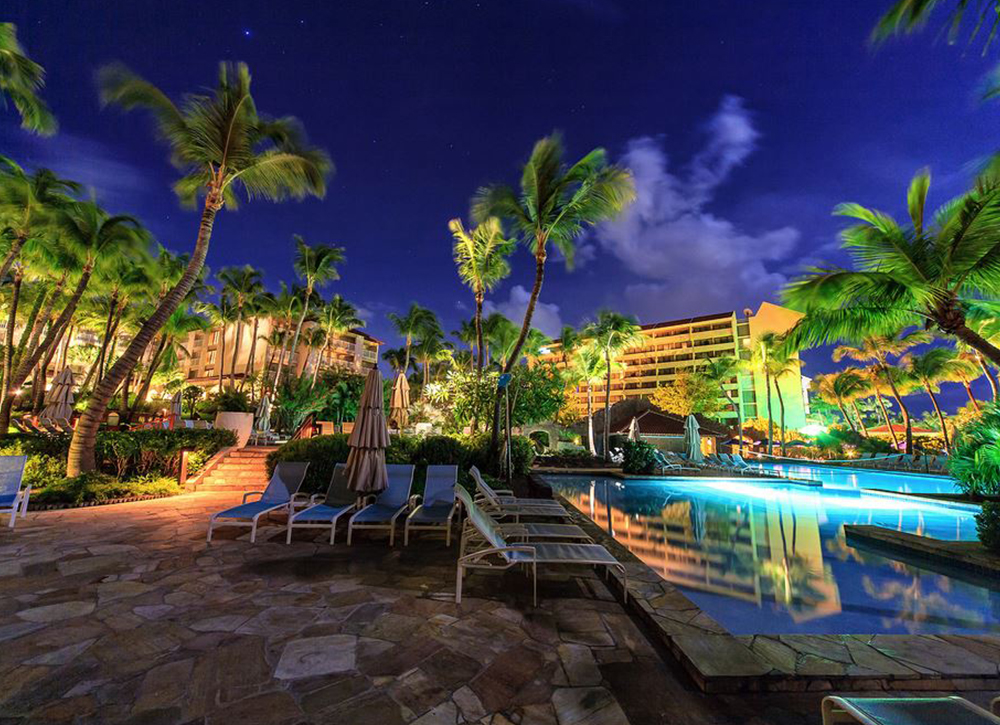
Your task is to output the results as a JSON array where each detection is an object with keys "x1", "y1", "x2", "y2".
[
  {"x1": 346, "y1": 368, "x2": 389, "y2": 493},
  {"x1": 389, "y1": 371, "x2": 410, "y2": 430},
  {"x1": 255, "y1": 394, "x2": 272, "y2": 437},
  {"x1": 627, "y1": 416, "x2": 640, "y2": 442},
  {"x1": 171, "y1": 391, "x2": 182, "y2": 417},
  {"x1": 40, "y1": 368, "x2": 75, "y2": 423},
  {"x1": 684, "y1": 414, "x2": 703, "y2": 464}
]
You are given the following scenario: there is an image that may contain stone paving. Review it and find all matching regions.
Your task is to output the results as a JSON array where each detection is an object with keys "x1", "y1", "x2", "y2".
[{"x1": 1, "y1": 492, "x2": 998, "y2": 724}]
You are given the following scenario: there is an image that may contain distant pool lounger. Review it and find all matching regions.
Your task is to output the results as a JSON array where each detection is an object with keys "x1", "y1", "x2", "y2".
[
  {"x1": 347, "y1": 464, "x2": 415, "y2": 546},
  {"x1": 207, "y1": 461, "x2": 310, "y2": 543},
  {"x1": 0, "y1": 455, "x2": 29, "y2": 529},
  {"x1": 285, "y1": 463, "x2": 355, "y2": 544},
  {"x1": 821, "y1": 696, "x2": 1000, "y2": 725}
]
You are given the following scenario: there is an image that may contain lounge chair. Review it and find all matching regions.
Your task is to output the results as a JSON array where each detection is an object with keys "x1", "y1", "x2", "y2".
[
  {"x1": 36, "y1": 418, "x2": 64, "y2": 436},
  {"x1": 470, "y1": 466, "x2": 568, "y2": 513},
  {"x1": 206, "y1": 461, "x2": 310, "y2": 543},
  {"x1": 0, "y1": 455, "x2": 29, "y2": 529},
  {"x1": 455, "y1": 486, "x2": 591, "y2": 544},
  {"x1": 404, "y1": 465, "x2": 459, "y2": 546},
  {"x1": 347, "y1": 464, "x2": 415, "y2": 546},
  {"x1": 729, "y1": 454, "x2": 756, "y2": 472},
  {"x1": 821, "y1": 696, "x2": 1000, "y2": 725},
  {"x1": 55, "y1": 418, "x2": 74, "y2": 435},
  {"x1": 455, "y1": 486, "x2": 626, "y2": 606},
  {"x1": 285, "y1": 463, "x2": 356, "y2": 544},
  {"x1": 10, "y1": 418, "x2": 32, "y2": 434},
  {"x1": 652, "y1": 449, "x2": 698, "y2": 473}
]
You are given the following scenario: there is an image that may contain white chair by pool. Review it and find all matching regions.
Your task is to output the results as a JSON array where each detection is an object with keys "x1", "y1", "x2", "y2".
[
  {"x1": 455, "y1": 486, "x2": 592, "y2": 546},
  {"x1": 0, "y1": 455, "x2": 29, "y2": 529},
  {"x1": 469, "y1": 466, "x2": 569, "y2": 518},
  {"x1": 821, "y1": 696, "x2": 1000, "y2": 725}
]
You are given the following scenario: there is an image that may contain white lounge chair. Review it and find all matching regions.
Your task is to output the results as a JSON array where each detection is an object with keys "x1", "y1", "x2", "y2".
[
  {"x1": 0, "y1": 455, "x2": 29, "y2": 529},
  {"x1": 821, "y1": 696, "x2": 1000, "y2": 725},
  {"x1": 285, "y1": 463, "x2": 356, "y2": 544},
  {"x1": 455, "y1": 486, "x2": 591, "y2": 544},
  {"x1": 206, "y1": 461, "x2": 310, "y2": 543},
  {"x1": 347, "y1": 464, "x2": 415, "y2": 546},
  {"x1": 456, "y1": 485, "x2": 626, "y2": 606},
  {"x1": 470, "y1": 466, "x2": 569, "y2": 517},
  {"x1": 404, "y1": 465, "x2": 459, "y2": 546}
]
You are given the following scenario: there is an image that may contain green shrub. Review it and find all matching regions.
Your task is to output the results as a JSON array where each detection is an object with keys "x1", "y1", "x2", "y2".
[
  {"x1": 528, "y1": 430, "x2": 550, "y2": 452},
  {"x1": 0, "y1": 439, "x2": 64, "y2": 492},
  {"x1": 621, "y1": 439, "x2": 658, "y2": 474},
  {"x1": 267, "y1": 434, "x2": 352, "y2": 493},
  {"x1": 32, "y1": 472, "x2": 180, "y2": 505},
  {"x1": 199, "y1": 389, "x2": 252, "y2": 416},
  {"x1": 950, "y1": 402, "x2": 1000, "y2": 496},
  {"x1": 976, "y1": 501, "x2": 1000, "y2": 553}
]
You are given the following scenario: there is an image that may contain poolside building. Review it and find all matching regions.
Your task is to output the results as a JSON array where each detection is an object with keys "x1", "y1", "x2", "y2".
[{"x1": 537, "y1": 301, "x2": 810, "y2": 432}]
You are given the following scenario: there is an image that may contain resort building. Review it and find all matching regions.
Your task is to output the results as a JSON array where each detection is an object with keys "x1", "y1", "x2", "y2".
[
  {"x1": 538, "y1": 301, "x2": 810, "y2": 432},
  {"x1": 178, "y1": 319, "x2": 381, "y2": 391}
]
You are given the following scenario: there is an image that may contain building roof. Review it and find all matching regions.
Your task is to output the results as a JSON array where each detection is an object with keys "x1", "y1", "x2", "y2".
[
  {"x1": 867, "y1": 424, "x2": 938, "y2": 436},
  {"x1": 637, "y1": 310, "x2": 736, "y2": 332},
  {"x1": 350, "y1": 328, "x2": 383, "y2": 344},
  {"x1": 609, "y1": 409, "x2": 729, "y2": 438}
]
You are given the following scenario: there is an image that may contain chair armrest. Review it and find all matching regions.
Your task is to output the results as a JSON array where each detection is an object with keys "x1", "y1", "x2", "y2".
[
  {"x1": 308, "y1": 493, "x2": 323, "y2": 504},
  {"x1": 408, "y1": 494, "x2": 422, "y2": 510},
  {"x1": 242, "y1": 491, "x2": 264, "y2": 503},
  {"x1": 460, "y1": 544, "x2": 537, "y2": 563},
  {"x1": 493, "y1": 488, "x2": 515, "y2": 496}
]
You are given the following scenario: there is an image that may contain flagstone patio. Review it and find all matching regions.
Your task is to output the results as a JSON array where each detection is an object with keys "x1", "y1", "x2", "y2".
[{"x1": 1, "y1": 492, "x2": 996, "y2": 724}]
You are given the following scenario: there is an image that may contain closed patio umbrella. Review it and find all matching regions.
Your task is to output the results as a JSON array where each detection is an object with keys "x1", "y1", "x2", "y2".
[
  {"x1": 171, "y1": 391, "x2": 182, "y2": 417},
  {"x1": 40, "y1": 368, "x2": 75, "y2": 422},
  {"x1": 684, "y1": 414, "x2": 703, "y2": 464},
  {"x1": 627, "y1": 416, "x2": 640, "y2": 442},
  {"x1": 345, "y1": 368, "x2": 389, "y2": 493},
  {"x1": 255, "y1": 394, "x2": 272, "y2": 437},
  {"x1": 389, "y1": 371, "x2": 410, "y2": 430}
]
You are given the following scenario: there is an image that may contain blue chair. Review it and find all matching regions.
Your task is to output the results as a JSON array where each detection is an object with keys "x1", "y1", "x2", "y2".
[
  {"x1": 404, "y1": 465, "x2": 458, "y2": 546},
  {"x1": 206, "y1": 461, "x2": 310, "y2": 543},
  {"x1": 285, "y1": 463, "x2": 356, "y2": 544},
  {"x1": 347, "y1": 464, "x2": 414, "y2": 546},
  {"x1": 0, "y1": 455, "x2": 28, "y2": 529}
]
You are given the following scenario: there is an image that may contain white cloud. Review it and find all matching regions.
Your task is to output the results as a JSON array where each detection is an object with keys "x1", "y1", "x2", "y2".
[
  {"x1": 484, "y1": 285, "x2": 564, "y2": 338},
  {"x1": 595, "y1": 95, "x2": 799, "y2": 323}
]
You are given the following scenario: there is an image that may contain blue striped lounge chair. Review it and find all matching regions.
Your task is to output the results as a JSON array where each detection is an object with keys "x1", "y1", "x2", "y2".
[
  {"x1": 455, "y1": 487, "x2": 626, "y2": 606},
  {"x1": 206, "y1": 461, "x2": 310, "y2": 543},
  {"x1": 285, "y1": 463, "x2": 356, "y2": 544},
  {"x1": 0, "y1": 455, "x2": 29, "y2": 529},
  {"x1": 347, "y1": 464, "x2": 415, "y2": 546},
  {"x1": 404, "y1": 465, "x2": 459, "y2": 546}
]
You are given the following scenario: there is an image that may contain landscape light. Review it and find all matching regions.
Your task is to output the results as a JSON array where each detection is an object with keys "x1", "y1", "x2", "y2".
[{"x1": 800, "y1": 423, "x2": 827, "y2": 437}]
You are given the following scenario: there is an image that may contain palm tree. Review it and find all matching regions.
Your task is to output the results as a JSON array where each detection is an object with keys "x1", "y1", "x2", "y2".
[
  {"x1": 196, "y1": 297, "x2": 237, "y2": 392},
  {"x1": 452, "y1": 318, "x2": 478, "y2": 369},
  {"x1": 0, "y1": 24, "x2": 56, "y2": 135},
  {"x1": 558, "y1": 325, "x2": 582, "y2": 368},
  {"x1": 753, "y1": 332, "x2": 782, "y2": 456},
  {"x1": 301, "y1": 327, "x2": 327, "y2": 387},
  {"x1": 388, "y1": 303, "x2": 440, "y2": 373},
  {"x1": 217, "y1": 265, "x2": 263, "y2": 388},
  {"x1": 381, "y1": 346, "x2": 409, "y2": 375},
  {"x1": 449, "y1": 216, "x2": 513, "y2": 373},
  {"x1": 239, "y1": 288, "x2": 275, "y2": 392},
  {"x1": 901, "y1": 347, "x2": 963, "y2": 452},
  {"x1": 783, "y1": 170, "x2": 1000, "y2": 369},
  {"x1": 872, "y1": 1, "x2": 1000, "y2": 53},
  {"x1": 833, "y1": 331, "x2": 929, "y2": 451},
  {"x1": 953, "y1": 351, "x2": 987, "y2": 411},
  {"x1": 67, "y1": 62, "x2": 330, "y2": 475},
  {"x1": 959, "y1": 315, "x2": 1000, "y2": 400},
  {"x1": 413, "y1": 330, "x2": 447, "y2": 387},
  {"x1": 699, "y1": 356, "x2": 747, "y2": 451},
  {"x1": 813, "y1": 369, "x2": 869, "y2": 435},
  {"x1": 315, "y1": 294, "x2": 363, "y2": 385},
  {"x1": 584, "y1": 310, "x2": 643, "y2": 460},
  {"x1": 275, "y1": 236, "x2": 344, "y2": 389},
  {"x1": 763, "y1": 348, "x2": 800, "y2": 456},
  {"x1": 473, "y1": 134, "x2": 635, "y2": 378},
  {"x1": 268, "y1": 282, "x2": 302, "y2": 392},
  {"x1": 569, "y1": 342, "x2": 607, "y2": 456}
]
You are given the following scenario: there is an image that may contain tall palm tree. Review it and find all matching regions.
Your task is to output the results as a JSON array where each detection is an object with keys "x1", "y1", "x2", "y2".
[
  {"x1": 762, "y1": 347, "x2": 800, "y2": 456},
  {"x1": 301, "y1": 327, "x2": 327, "y2": 387},
  {"x1": 239, "y1": 288, "x2": 275, "y2": 392},
  {"x1": 196, "y1": 297, "x2": 237, "y2": 392},
  {"x1": 413, "y1": 330, "x2": 447, "y2": 387},
  {"x1": 268, "y1": 282, "x2": 303, "y2": 392},
  {"x1": 452, "y1": 318, "x2": 478, "y2": 369},
  {"x1": 0, "y1": 24, "x2": 56, "y2": 135},
  {"x1": 901, "y1": 347, "x2": 963, "y2": 452},
  {"x1": 753, "y1": 332, "x2": 782, "y2": 456},
  {"x1": 833, "y1": 331, "x2": 929, "y2": 451},
  {"x1": 473, "y1": 134, "x2": 635, "y2": 378},
  {"x1": 954, "y1": 351, "x2": 987, "y2": 411},
  {"x1": 699, "y1": 356, "x2": 747, "y2": 451},
  {"x1": 381, "y1": 346, "x2": 409, "y2": 375},
  {"x1": 69, "y1": 61, "x2": 330, "y2": 475},
  {"x1": 570, "y1": 342, "x2": 607, "y2": 456},
  {"x1": 315, "y1": 294, "x2": 363, "y2": 385},
  {"x1": 813, "y1": 369, "x2": 869, "y2": 436},
  {"x1": 784, "y1": 170, "x2": 1000, "y2": 368},
  {"x1": 217, "y1": 264, "x2": 264, "y2": 388},
  {"x1": 960, "y1": 315, "x2": 1000, "y2": 400},
  {"x1": 387, "y1": 303, "x2": 440, "y2": 373},
  {"x1": 558, "y1": 325, "x2": 582, "y2": 368},
  {"x1": 872, "y1": 1, "x2": 1000, "y2": 53},
  {"x1": 449, "y1": 216, "x2": 513, "y2": 373},
  {"x1": 276, "y1": 236, "x2": 344, "y2": 389},
  {"x1": 584, "y1": 310, "x2": 642, "y2": 460}
]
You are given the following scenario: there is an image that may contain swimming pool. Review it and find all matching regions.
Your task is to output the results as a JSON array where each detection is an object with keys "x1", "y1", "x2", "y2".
[
  {"x1": 541, "y1": 474, "x2": 999, "y2": 635},
  {"x1": 752, "y1": 460, "x2": 959, "y2": 495}
]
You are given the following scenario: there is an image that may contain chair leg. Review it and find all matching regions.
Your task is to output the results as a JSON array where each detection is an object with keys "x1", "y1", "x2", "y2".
[
  {"x1": 389, "y1": 523, "x2": 395, "y2": 547},
  {"x1": 250, "y1": 518, "x2": 258, "y2": 544},
  {"x1": 347, "y1": 523, "x2": 354, "y2": 545},
  {"x1": 404, "y1": 522, "x2": 409, "y2": 547},
  {"x1": 455, "y1": 562, "x2": 463, "y2": 604},
  {"x1": 206, "y1": 517, "x2": 215, "y2": 543},
  {"x1": 532, "y1": 562, "x2": 537, "y2": 607},
  {"x1": 286, "y1": 520, "x2": 293, "y2": 544},
  {"x1": 330, "y1": 523, "x2": 337, "y2": 546}
]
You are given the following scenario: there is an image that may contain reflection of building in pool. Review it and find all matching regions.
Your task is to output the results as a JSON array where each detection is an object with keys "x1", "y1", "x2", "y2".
[{"x1": 567, "y1": 483, "x2": 841, "y2": 621}]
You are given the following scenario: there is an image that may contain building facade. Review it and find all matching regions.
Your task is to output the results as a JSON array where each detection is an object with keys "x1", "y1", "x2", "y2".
[
  {"x1": 538, "y1": 302, "x2": 810, "y2": 432},
  {"x1": 178, "y1": 318, "x2": 380, "y2": 390}
]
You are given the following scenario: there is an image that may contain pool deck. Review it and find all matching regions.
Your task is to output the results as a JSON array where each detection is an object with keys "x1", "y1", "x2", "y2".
[{"x1": 560, "y1": 497, "x2": 1000, "y2": 694}]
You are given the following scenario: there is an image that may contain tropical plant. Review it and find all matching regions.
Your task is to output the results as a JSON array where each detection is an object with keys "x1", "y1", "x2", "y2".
[
  {"x1": 651, "y1": 372, "x2": 721, "y2": 417},
  {"x1": 699, "y1": 356, "x2": 747, "y2": 450},
  {"x1": 584, "y1": 310, "x2": 643, "y2": 460},
  {"x1": 314, "y1": 294, "x2": 364, "y2": 386},
  {"x1": 900, "y1": 347, "x2": 960, "y2": 451},
  {"x1": 620, "y1": 438, "x2": 658, "y2": 475},
  {"x1": 763, "y1": 345, "x2": 800, "y2": 456},
  {"x1": 387, "y1": 303, "x2": 440, "y2": 374},
  {"x1": 951, "y1": 401, "x2": 1000, "y2": 495},
  {"x1": 68, "y1": 61, "x2": 330, "y2": 475},
  {"x1": 872, "y1": 0, "x2": 1000, "y2": 54},
  {"x1": 752, "y1": 332, "x2": 782, "y2": 455},
  {"x1": 0, "y1": 23, "x2": 56, "y2": 135},
  {"x1": 812, "y1": 369, "x2": 870, "y2": 436},
  {"x1": 216, "y1": 264, "x2": 264, "y2": 388},
  {"x1": 195, "y1": 296, "x2": 237, "y2": 392},
  {"x1": 783, "y1": 170, "x2": 1000, "y2": 371},
  {"x1": 568, "y1": 342, "x2": 607, "y2": 455},
  {"x1": 449, "y1": 216, "x2": 513, "y2": 372}
]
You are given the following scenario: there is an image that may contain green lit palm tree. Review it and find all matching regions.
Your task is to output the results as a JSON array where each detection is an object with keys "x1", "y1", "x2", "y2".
[
  {"x1": 763, "y1": 345, "x2": 800, "y2": 456},
  {"x1": 901, "y1": 347, "x2": 965, "y2": 451},
  {"x1": 0, "y1": 23, "x2": 56, "y2": 135},
  {"x1": 449, "y1": 216, "x2": 513, "y2": 373},
  {"x1": 812, "y1": 369, "x2": 870, "y2": 436},
  {"x1": 473, "y1": 134, "x2": 635, "y2": 377},
  {"x1": 699, "y1": 356, "x2": 747, "y2": 451},
  {"x1": 558, "y1": 325, "x2": 582, "y2": 368},
  {"x1": 783, "y1": 170, "x2": 1000, "y2": 368},
  {"x1": 69, "y1": 61, "x2": 330, "y2": 475},
  {"x1": 217, "y1": 264, "x2": 264, "y2": 388},
  {"x1": 388, "y1": 303, "x2": 440, "y2": 373},
  {"x1": 872, "y1": 1, "x2": 1000, "y2": 53},
  {"x1": 570, "y1": 342, "x2": 607, "y2": 455},
  {"x1": 276, "y1": 236, "x2": 344, "y2": 389},
  {"x1": 584, "y1": 310, "x2": 643, "y2": 460},
  {"x1": 452, "y1": 318, "x2": 478, "y2": 369},
  {"x1": 752, "y1": 332, "x2": 782, "y2": 456}
]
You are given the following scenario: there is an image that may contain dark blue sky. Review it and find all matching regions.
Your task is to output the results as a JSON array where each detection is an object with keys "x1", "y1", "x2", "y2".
[{"x1": 3, "y1": 1, "x2": 998, "y2": 415}]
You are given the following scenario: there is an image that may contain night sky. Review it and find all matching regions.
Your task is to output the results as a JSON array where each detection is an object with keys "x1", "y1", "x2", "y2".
[{"x1": 3, "y1": 1, "x2": 998, "y2": 415}]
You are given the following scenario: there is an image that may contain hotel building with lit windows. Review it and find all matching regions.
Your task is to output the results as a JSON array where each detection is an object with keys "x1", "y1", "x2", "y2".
[{"x1": 537, "y1": 301, "x2": 810, "y2": 431}]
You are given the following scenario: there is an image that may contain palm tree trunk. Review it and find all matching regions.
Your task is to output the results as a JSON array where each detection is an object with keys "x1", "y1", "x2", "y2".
[
  {"x1": 33, "y1": 319, "x2": 69, "y2": 417},
  {"x1": 241, "y1": 316, "x2": 260, "y2": 392},
  {"x1": 273, "y1": 322, "x2": 294, "y2": 392},
  {"x1": 102, "y1": 315, "x2": 123, "y2": 381},
  {"x1": 27, "y1": 276, "x2": 68, "y2": 359},
  {"x1": 587, "y1": 382, "x2": 597, "y2": 456},
  {"x1": 836, "y1": 398, "x2": 858, "y2": 434},
  {"x1": 764, "y1": 367, "x2": 774, "y2": 457},
  {"x1": 68, "y1": 189, "x2": 222, "y2": 476},
  {"x1": 94, "y1": 291, "x2": 119, "y2": 384},
  {"x1": 127, "y1": 336, "x2": 167, "y2": 423},
  {"x1": 722, "y1": 386, "x2": 744, "y2": 453},
  {"x1": 953, "y1": 323, "x2": 1000, "y2": 370},
  {"x1": 0, "y1": 234, "x2": 26, "y2": 287},
  {"x1": 1, "y1": 271, "x2": 23, "y2": 406},
  {"x1": 852, "y1": 401, "x2": 869, "y2": 437},
  {"x1": 229, "y1": 315, "x2": 243, "y2": 389},
  {"x1": 474, "y1": 291, "x2": 484, "y2": 374},
  {"x1": 277, "y1": 289, "x2": 311, "y2": 390},
  {"x1": 217, "y1": 325, "x2": 227, "y2": 393},
  {"x1": 975, "y1": 353, "x2": 999, "y2": 401},
  {"x1": 775, "y1": 383, "x2": 786, "y2": 456},
  {"x1": 924, "y1": 382, "x2": 950, "y2": 453},
  {"x1": 961, "y1": 376, "x2": 981, "y2": 412},
  {"x1": 58, "y1": 325, "x2": 72, "y2": 371},
  {"x1": 603, "y1": 347, "x2": 612, "y2": 461},
  {"x1": 870, "y1": 379, "x2": 899, "y2": 447},
  {"x1": 880, "y1": 363, "x2": 912, "y2": 451}
]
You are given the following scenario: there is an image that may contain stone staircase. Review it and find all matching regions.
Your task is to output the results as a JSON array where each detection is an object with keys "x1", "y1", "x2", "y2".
[{"x1": 195, "y1": 446, "x2": 278, "y2": 492}]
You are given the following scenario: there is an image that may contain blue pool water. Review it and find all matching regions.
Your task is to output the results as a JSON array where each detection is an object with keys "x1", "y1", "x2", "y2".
[
  {"x1": 753, "y1": 460, "x2": 959, "y2": 495},
  {"x1": 541, "y1": 474, "x2": 999, "y2": 635}
]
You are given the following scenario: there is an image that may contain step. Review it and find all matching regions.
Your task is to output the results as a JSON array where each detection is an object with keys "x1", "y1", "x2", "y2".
[{"x1": 214, "y1": 464, "x2": 269, "y2": 472}]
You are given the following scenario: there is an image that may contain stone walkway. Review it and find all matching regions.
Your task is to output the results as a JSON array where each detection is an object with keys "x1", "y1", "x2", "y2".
[{"x1": 1, "y1": 492, "x2": 997, "y2": 724}]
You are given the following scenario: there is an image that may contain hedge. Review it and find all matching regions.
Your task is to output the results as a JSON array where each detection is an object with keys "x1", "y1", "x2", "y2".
[{"x1": 267, "y1": 433, "x2": 536, "y2": 494}]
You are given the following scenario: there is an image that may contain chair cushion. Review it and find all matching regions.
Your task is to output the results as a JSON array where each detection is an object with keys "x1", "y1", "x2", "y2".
[
  {"x1": 294, "y1": 504, "x2": 353, "y2": 522},
  {"x1": 353, "y1": 503, "x2": 403, "y2": 524},
  {"x1": 215, "y1": 501, "x2": 287, "y2": 520},
  {"x1": 408, "y1": 504, "x2": 453, "y2": 524},
  {"x1": 507, "y1": 542, "x2": 619, "y2": 566}
]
